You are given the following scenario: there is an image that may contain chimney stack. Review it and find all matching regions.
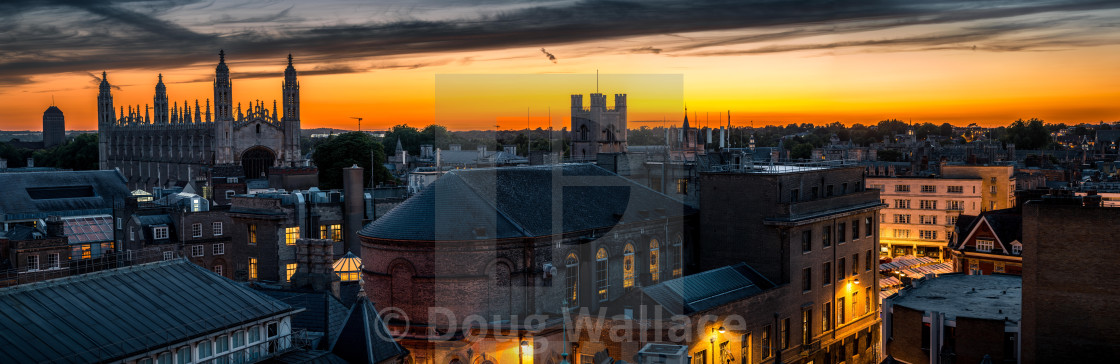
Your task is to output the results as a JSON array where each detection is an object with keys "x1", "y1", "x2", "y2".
[
  {"x1": 46, "y1": 216, "x2": 64, "y2": 238},
  {"x1": 342, "y1": 165, "x2": 364, "y2": 255}
]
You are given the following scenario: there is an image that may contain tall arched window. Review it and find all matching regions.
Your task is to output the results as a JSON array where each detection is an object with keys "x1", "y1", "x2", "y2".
[
  {"x1": 672, "y1": 234, "x2": 683, "y2": 278},
  {"x1": 596, "y1": 248, "x2": 609, "y2": 302},
  {"x1": 649, "y1": 239, "x2": 660, "y2": 283},
  {"x1": 565, "y1": 253, "x2": 579, "y2": 307},
  {"x1": 623, "y1": 243, "x2": 635, "y2": 288}
]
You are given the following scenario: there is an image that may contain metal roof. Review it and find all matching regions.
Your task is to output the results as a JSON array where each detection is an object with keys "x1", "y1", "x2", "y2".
[
  {"x1": 360, "y1": 164, "x2": 695, "y2": 241},
  {"x1": 329, "y1": 296, "x2": 407, "y2": 364},
  {"x1": 642, "y1": 262, "x2": 776, "y2": 315},
  {"x1": 0, "y1": 170, "x2": 130, "y2": 221},
  {"x1": 0, "y1": 259, "x2": 297, "y2": 363},
  {"x1": 62, "y1": 215, "x2": 114, "y2": 245}
]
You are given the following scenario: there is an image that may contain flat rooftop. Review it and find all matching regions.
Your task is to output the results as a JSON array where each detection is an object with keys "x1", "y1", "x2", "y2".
[{"x1": 893, "y1": 273, "x2": 1021, "y2": 322}]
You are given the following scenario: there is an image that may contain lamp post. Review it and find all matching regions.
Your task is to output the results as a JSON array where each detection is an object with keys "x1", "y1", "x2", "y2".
[{"x1": 710, "y1": 326, "x2": 725, "y2": 364}]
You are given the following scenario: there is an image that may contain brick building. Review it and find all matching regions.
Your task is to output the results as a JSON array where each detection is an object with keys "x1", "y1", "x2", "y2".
[
  {"x1": 948, "y1": 208, "x2": 1022, "y2": 275},
  {"x1": 698, "y1": 163, "x2": 884, "y2": 364},
  {"x1": 882, "y1": 273, "x2": 1021, "y2": 364},
  {"x1": 1020, "y1": 196, "x2": 1120, "y2": 362}
]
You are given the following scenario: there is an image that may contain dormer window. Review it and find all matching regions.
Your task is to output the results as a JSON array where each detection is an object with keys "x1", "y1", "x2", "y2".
[
  {"x1": 976, "y1": 239, "x2": 994, "y2": 252},
  {"x1": 1012, "y1": 243, "x2": 1022, "y2": 255},
  {"x1": 153, "y1": 226, "x2": 169, "y2": 240}
]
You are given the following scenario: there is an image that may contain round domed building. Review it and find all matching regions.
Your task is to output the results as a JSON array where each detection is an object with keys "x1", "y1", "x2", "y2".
[{"x1": 358, "y1": 164, "x2": 695, "y2": 364}]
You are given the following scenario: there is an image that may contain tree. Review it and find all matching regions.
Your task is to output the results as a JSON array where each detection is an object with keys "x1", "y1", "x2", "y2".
[
  {"x1": 33, "y1": 133, "x2": 99, "y2": 170},
  {"x1": 382, "y1": 124, "x2": 423, "y2": 155},
  {"x1": 312, "y1": 132, "x2": 393, "y2": 190}
]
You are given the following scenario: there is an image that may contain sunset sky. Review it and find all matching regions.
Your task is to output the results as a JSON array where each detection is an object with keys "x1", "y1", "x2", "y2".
[{"x1": 1, "y1": 0, "x2": 1120, "y2": 131}]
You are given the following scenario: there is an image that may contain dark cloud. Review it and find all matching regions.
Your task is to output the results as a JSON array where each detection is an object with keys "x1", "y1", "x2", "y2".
[{"x1": 0, "y1": 0, "x2": 1117, "y2": 79}]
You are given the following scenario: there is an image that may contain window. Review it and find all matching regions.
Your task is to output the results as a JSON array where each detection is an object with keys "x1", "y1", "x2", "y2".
[
  {"x1": 826, "y1": 185, "x2": 834, "y2": 196},
  {"x1": 865, "y1": 287, "x2": 873, "y2": 314},
  {"x1": 790, "y1": 188, "x2": 799, "y2": 202},
  {"x1": 921, "y1": 185, "x2": 936, "y2": 193},
  {"x1": 851, "y1": 220, "x2": 859, "y2": 239},
  {"x1": 894, "y1": 229, "x2": 911, "y2": 238},
  {"x1": 623, "y1": 244, "x2": 635, "y2": 288},
  {"x1": 842, "y1": 183, "x2": 848, "y2": 194},
  {"x1": 321, "y1": 224, "x2": 342, "y2": 242},
  {"x1": 153, "y1": 226, "x2": 169, "y2": 240},
  {"x1": 649, "y1": 239, "x2": 660, "y2": 282},
  {"x1": 285, "y1": 226, "x2": 300, "y2": 246},
  {"x1": 919, "y1": 230, "x2": 938, "y2": 240},
  {"x1": 176, "y1": 346, "x2": 191, "y2": 364},
  {"x1": 838, "y1": 258, "x2": 846, "y2": 280},
  {"x1": 26, "y1": 255, "x2": 39, "y2": 271},
  {"x1": 672, "y1": 236, "x2": 683, "y2": 277},
  {"x1": 801, "y1": 230, "x2": 812, "y2": 252},
  {"x1": 991, "y1": 185, "x2": 998, "y2": 194},
  {"x1": 822, "y1": 262, "x2": 831, "y2": 286},
  {"x1": 192, "y1": 245, "x2": 204, "y2": 257},
  {"x1": 948, "y1": 185, "x2": 963, "y2": 193},
  {"x1": 947, "y1": 200, "x2": 964, "y2": 210},
  {"x1": 852, "y1": 254, "x2": 859, "y2": 276},
  {"x1": 802, "y1": 267, "x2": 812, "y2": 292},
  {"x1": 248, "y1": 326, "x2": 261, "y2": 343},
  {"x1": 565, "y1": 253, "x2": 579, "y2": 306},
  {"x1": 156, "y1": 352, "x2": 170, "y2": 364},
  {"x1": 893, "y1": 214, "x2": 911, "y2": 224},
  {"x1": 812, "y1": 186, "x2": 819, "y2": 199},
  {"x1": 116, "y1": 217, "x2": 122, "y2": 229},
  {"x1": 741, "y1": 333, "x2": 753, "y2": 364},
  {"x1": 921, "y1": 322, "x2": 931, "y2": 351},
  {"x1": 853, "y1": 291, "x2": 860, "y2": 317},
  {"x1": 163, "y1": 251, "x2": 174, "y2": 260},
  {"x1": 822, "y1": 301, "x2": 833, "y2": 332},
  {"x1": 47, "y1": 253, "x2": 59, "y2": 269},
  {"x1": 286, "y1": 263, "x2": 297, "y2": 282},
  {"x1": 895, "y1": 199, "x2": 910, "y2": 209},
  {"x1": 213, "y1": 222, "x2": 223, "y2": 236},
  {"x1": 761, "y1": 325, "x2": 772, "y2": 358},
  {"x1": 233, "y1": 330, "x2": 245, "y2": 348},
  {"x1": 268, "y1": 322, "x2": 278, "y2": 337},
  {"x1": 866, "y1": 250, "x2": 873, "y2": 271},
  {"x1": 821, "y1": 226, "x2": 832, "y2": 248},
  {"x1": 215, "y1": 335, "x2": 229, "y2": 354},
  {"x1": 213, "y1": 265, "x2": 223, "y2": 276},
  {"x1": 865, "y1": 217, "x2": 873, "y2": 237},
  {"x1": 1012, "y1": 244, "x2": 1022, "y2": 255},
  {"x1": 895, "y1": 184, "x2": 910, "y2": 192},
  {"x1": 249, "y1": 224, "x2": 257, "y2": 245},
  {"x1": 197, "y1": 340, "x2": 212, "y2": 358},
  {"x1": 838, "y1": 222, "x2": 846, "y2": 243},
  {"x1": 977, "y1": 239, "x2": 994, "y2": 252},
  {"x1": 676, "y1": 178, "x2": 689, "y2": 195},
  {"x1": 802, "y1": 308, "x2": 813, "y2": 345},
  {"x1": 249, "y1": 257, "x2": 258, "y2": 280},
  {"x1": 213, "y1": 243, "x2": 225, "y2": 255},
  {"x1": 780, "y1": 317, "x2": 790, "y2": 350},
  {"x1": 596, "y1": 248, "x2": 608, "y2": 302},
  {"x1": 948, "y1": 215, "x2": 959, "y2": 225},
  {"x1": 192, "y1": 223, "x2": 203, "y2": 238},
  {"x1": 130, "y1": 227, "x2": 135, "y2": 241},
  {"x1": 693, "y1": 350, "x2": 706, "y2": 364},
  {"x1": 919, "y1": 215, "x2": 938, "y2": 225},
  {"x1": 990, "y1": 177, "x2": 997, "y2": 184},
  {"x1": 837, "y1": 298, "x2": 846, "y2": 326},
  {"x1": 919, "y1": 200, "x2": 937, "y2": 209}
]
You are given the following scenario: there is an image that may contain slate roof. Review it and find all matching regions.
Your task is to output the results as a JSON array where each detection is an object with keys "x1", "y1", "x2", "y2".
[
  {"x1": 980, "y1": 209, "x2": 1022, "y2": 243},
  {"x1": 330, "y1": 296, "x2": 407, "y2": 364},
  {"x1": 0, "y1": 259, "x2": 298, "y2": 363},
  {"x1": 256, "y1": 288, "x2": 350, "y2": 350},
  {"x1": 0, "y1": 170, "x2": 130, "y2": 221},
  {"x1": 642, "y1": 262, "x2": 776, "y2": 315},
  {"x1": 360, "y1": 164, "x2": 694, "y2": 241}
]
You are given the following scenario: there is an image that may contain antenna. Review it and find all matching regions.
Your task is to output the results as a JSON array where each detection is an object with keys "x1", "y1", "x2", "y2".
[
  {"x1": 350, "y1": 117, "x2": 363, "y2": 132},
  {"x1": 51, "y1": 95, "x2": 55, "y2": 106},
  {"x1": 596, "y1": 69, "x2": 599, "y2": 93}
]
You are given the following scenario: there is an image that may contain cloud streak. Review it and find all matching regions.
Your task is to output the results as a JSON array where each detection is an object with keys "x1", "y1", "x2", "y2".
[{"x1": 0, "y1": 0, "x2": 1117, "y2": 80}]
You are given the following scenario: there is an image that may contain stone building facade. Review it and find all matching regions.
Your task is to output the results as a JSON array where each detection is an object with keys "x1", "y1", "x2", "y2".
[
  {"x1": 571, "y1": 93, "x2": 627, "y2": 161},
  {"x1": 866, "y1": 176, "x2": 983, "y2": 260},
  {"x1": 97, "y1": 51, "x2": 302, "y2": 191}
]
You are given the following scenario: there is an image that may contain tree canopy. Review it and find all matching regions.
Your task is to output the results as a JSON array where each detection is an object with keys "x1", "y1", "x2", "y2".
[
  {"x1": 311, "y1": 132, "x2": 393, "y2": 189},
  {"x1": 33, "y1": 133, "x2": 99, "y2": 170}
]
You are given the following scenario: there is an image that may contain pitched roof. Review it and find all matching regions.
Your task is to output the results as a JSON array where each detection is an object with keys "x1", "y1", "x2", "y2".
[
  {"x1": 0, "y1": 259, "x2": 297, "y2": 363},
  {"x1": 330, "y1": 296, "x2": 407, "y2": 364},
  {"x1": 256, "y1": 289, "x2": 349, "y2": 350},
  {"x1": 360, "y1": 164, "x2": 694, "y2": 241},
  {"x1": 642, "y1": 262, "x2": 776, "y2": 315},
  {"x1": 0, "y1": 170, "x2": 130, "y2": 221}
]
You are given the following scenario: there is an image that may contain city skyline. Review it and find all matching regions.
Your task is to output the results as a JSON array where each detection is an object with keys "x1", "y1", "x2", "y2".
[{"x1": 2, "y1": 0, "x2": 1120, "y2": 131}]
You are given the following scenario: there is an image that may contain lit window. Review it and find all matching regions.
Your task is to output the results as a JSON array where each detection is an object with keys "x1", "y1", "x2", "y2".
[
  {"x1": 649, "y1": 239, "x2": 660, "y2": 282},
  {"x1": 285, "y1": 226, "x2": 300, "y2": 246},
  {"x1": 802, "y1": 308, "x2": 813, "y2": 345},
  {"x1": 249, "y1": 224, "x2": 257, "y2": 245},
  {"x1": 191, "y1": 223, "x2": 202, "y2": 238},
  {"x1": 249, "y1": 257, "x2": 258, "y2": 280},
  {"x1": 212, "y1": 222, "x2": 223, "y2": 236},
  {"x1": 822, "y1": 301, "x2": 832, "y2": 332},
  {"x1": 977, "y1": 239, "x2": 994, "y2": 252},
  {"x1": 191, "y1": 245, "x2": 204, "y2": 257},
  {"x1": 213, "y1": 243, "x2": 225, "y2": 255},
  {"x1": 286, "y1": 263, "x2": 297, "y2": 282},
  {"x1": 565, "y1": 253, "x2": 579, "y2": 306},
  {"x1": 761, "y1": 325, "x2": 772, "y2": 358},
  {"x1": 191, "y1": 198, "x2": 201, "y2": 212},
  {"x1": 837, "y1": 297, "x2": 846, "y2": 325},
  {"x1": 26, "y1": 255, "x2": 39, "y2": 271},
  {"x1": 153, "y1": 226, "x2": 169, "y2": 240},
  {"x1": 780, "y1": 317, "x2": 790, "y2": 350},
  {"x1": 596, "y1": 248, "x2": 609, "y2": 302},
  {"x1": 622, "y1": 244, "x2": 635, "y2": 288},
  {"x1": 330, "y1": 224, "x2": 342, "y2": 242},
  {"x1": 676, "y1": 178, "x2": 689, "y2": 195}
]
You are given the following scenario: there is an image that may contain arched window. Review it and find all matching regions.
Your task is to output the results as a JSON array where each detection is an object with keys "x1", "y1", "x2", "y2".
[
  {"x1": 596, "y1": 248, "x2": 609, "y2": 302},
  {"x1": 565, "y1": 253, "x2": 579, "y2": 307},
  {"x1": 623, "y1": 243, "x2": 635, "y2": 288},
  {"x1": 672, "y1": 235, "x2": 683, "y2": 278},
  {"x1": 580, "y1": 125, "x2": 590, "y2": 141},
  {"x1": 649, "y1": 239, "x2": 660, "y2": 283}
]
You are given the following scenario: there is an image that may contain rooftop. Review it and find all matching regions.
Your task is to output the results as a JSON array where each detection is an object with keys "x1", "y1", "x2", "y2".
[
  {"x1": 642, "y1": 262, "x2": 776, "y2": 315},
  {"x1": 0, "y1": 170, "x2": 130, "y2": 221},
  {"x1": 892, "y1": 273, "x2": 1021, "y2": 322}
]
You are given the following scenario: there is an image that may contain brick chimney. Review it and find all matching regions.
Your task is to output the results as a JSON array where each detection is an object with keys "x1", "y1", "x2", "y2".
[
  {"x1": 292, "y1": 238, "x2": 340, "y2": 298},
  {"x1": 45, "y1": 216, "x2": 64, "y2": 238},
  {"x1": 342, "y1": 165, "x2": 364, "y2": 255}
]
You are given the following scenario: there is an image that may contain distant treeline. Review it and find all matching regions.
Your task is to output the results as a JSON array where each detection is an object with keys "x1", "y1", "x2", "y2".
[{"x1": 0, "y1": 133, "x2": 98, "y2": 170}]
